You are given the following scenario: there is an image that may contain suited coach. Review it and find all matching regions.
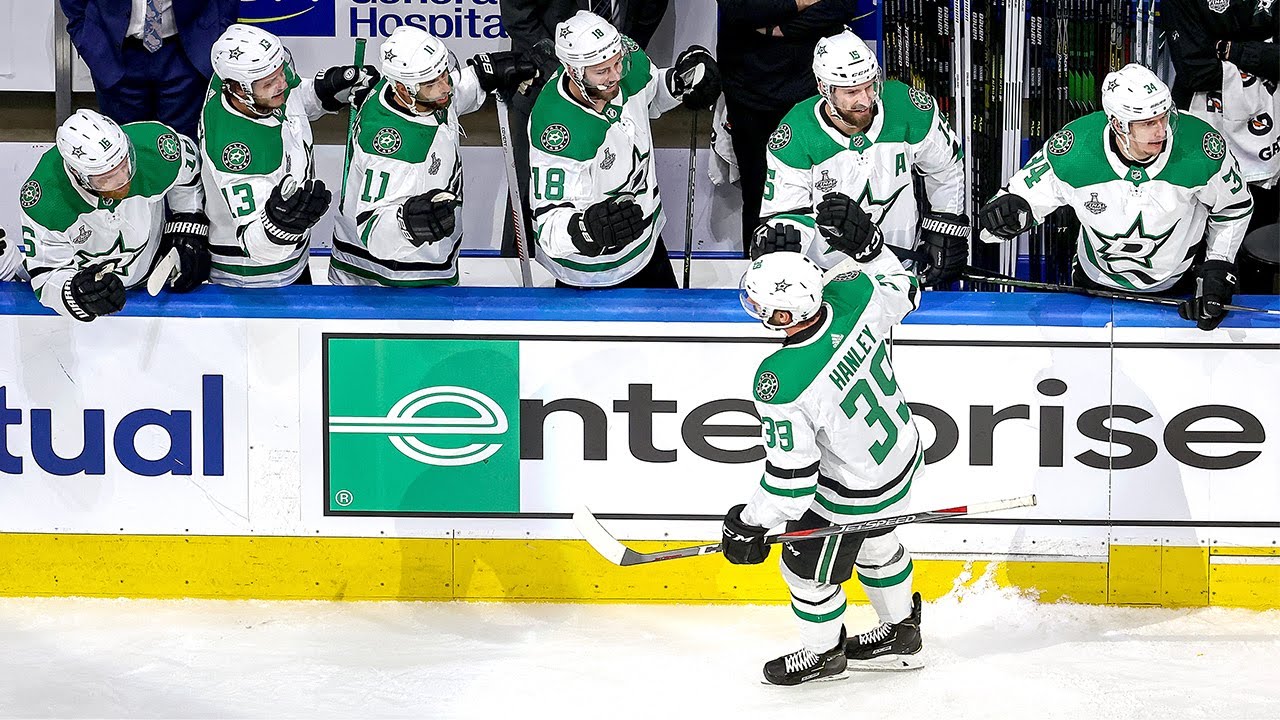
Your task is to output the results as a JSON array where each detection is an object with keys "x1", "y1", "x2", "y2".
[{"x1": 60, "y1": 0, "x2": 240, "y2": 140}]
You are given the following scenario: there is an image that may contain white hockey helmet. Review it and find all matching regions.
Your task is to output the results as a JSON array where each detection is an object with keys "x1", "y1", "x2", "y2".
[
  {"x1": 212, "y1": 24, "x2": 287, "y2": 111},
  {"x1": 55, "y1": 109, "x2": 134, "y2": 193},
  {"x1": 813, "y1": 30, "x2": 881, "y2": 98},
  {"x1": 380, "y1": 26, "x2": 450, "y2": 89},
  {"x1": 1102, "y1": 64, "x2": 1176, "y2": 148},
  {"x1": 739, "y1": 252, "x2": 825, "y2": 330},
  {"x1": 555, "y1": 11, "x2": 627, "y2": 90}
]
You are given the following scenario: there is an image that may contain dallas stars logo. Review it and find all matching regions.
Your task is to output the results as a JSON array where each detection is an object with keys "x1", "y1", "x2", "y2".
[
  {"x1": 1091, "y1": 213, "x2": 1178, "y2": 271},
  {"x1": 1106, "y1": 79, "x2": 1119, "y2": 92},
  {"x1": 383, "y1": 48, "x2": 397, "y2": 62},
  {"x1": 228, "y1": 47, "x2": 243, "y2": 60},
  {"x1": 774, "y1": 279, "x2": 792, "y2": 292},
  {"x1": 541, "y1": 124, "x2": 570, "y2": 153},
  {"x1": 19, "y1": 180, "x2": 40, "y2": 208},
  {"x1": 157, "y1": 133, "x2": 181, "y2": 162},
  {"x1": 605, "y1": 146, "x2": 650, "y2": 198},
  {"x1": 372, "y1": 127, "x2": 402, "y2": 155},
  {"x1": 74, "y1": 232, "x2": 145, "y2": 275},
  {"x1": 70, "y1": 146, "x2": 86, "y2": 159},
  {"x1": 823, "y1": 182, "x2": 904, "y2": 254},
  {"x1": 221, "y1": 142, "x2": 251, "y2": 172}
]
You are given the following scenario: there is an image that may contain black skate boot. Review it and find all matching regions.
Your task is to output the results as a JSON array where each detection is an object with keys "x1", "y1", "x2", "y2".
[
  {"x1": 844, "y1": 592, "x2": 923, "y2": 670},
  {"x1": 762, "y1": 626, "x2": 848, "y2": 686}
]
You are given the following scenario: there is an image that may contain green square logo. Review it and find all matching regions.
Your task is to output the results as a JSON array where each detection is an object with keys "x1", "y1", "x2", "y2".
[{"x1": 324, "y1": 336, "x2": 520, "y2": 514}]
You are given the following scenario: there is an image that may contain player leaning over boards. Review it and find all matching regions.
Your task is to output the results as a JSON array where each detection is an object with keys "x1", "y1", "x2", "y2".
[
  {"x1": 330, "y1": 27, "x2": 537, "y2": 286},
  {"x1": 756, "y1": 30, "x2": 967, "y2": 287},
  {"x1": 723, "y1": 227, "x2": 925, "y2": 686},
  {"x1": 528, "y1": 10, "x2": 721, "y2": 289},
  {"x1": 979, "y1": 64, "x2": 1254, "y2": 331},
  {"x1": 201, "y1": 24, "x2": 378, "y2": 287},
  {"x1": 18, "y1": 109, "x2": 209, "y2": 321}
]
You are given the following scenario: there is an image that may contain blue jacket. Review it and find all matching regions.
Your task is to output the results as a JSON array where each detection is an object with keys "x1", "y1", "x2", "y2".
[{"x1": 60, "y1": 0, "x2": 240, "y2": 89}]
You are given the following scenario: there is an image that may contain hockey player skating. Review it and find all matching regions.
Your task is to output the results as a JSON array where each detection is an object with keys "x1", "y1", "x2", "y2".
[
  {"x1": 528, "y1": 10, "x2": 721, "y2": 289},
  {"x1": 18, "y1": 109, "x2": 209, "y2": 321},
  {"x1": 722, "y1": 227, "x2": 925, "y2": 686},
  {"x1": 201, "y1": 24, "x2": 378, "y2": 287},
  {"x1": 979, "y1": 64, "x2": 1254, "y2": 330},
  {"x1": 330, "y1": 27, "x2": 537, "y2": 286},
  {"x1": 756, "y1": 30, "x2": 968, "y2": 287}
]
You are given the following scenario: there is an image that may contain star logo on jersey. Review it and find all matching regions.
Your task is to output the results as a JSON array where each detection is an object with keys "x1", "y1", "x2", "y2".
[
  {"x1": 228, "y1": 47, "x2": 243, "y2": 60},
  {"x1": 855, "y1": 181, "x2": 906, "y2": 225},
  {"x1": 1084, "y1": 193, "x2": 1108, "y2": 215},
  {"x1": 767, "y1": 124, "x2": 792, "y2": 151},
  {"x1": 541, "y1": 124, "x2": 571, "y2": 153},
  {"x1": 1091, "y1": 214, "x2": 1179, "y2": 271},
  {"x1": 373, "y1": 127, "x2": 402, "y2": 156},
  {"x1": 74, "y1": 232, "x2": 144, "y2": 275},
  {"x1": 755, "y1": 371, "x2": 780, "y2": 403},
  {"x1": 908, "y1": 87, "x2": 934, "y2": 111},
  {"x1": 814, "y1": 170, "x2": 837, "y2": 193},
  {"x1": 19, "y1": 180, "x2": 40, "y2": 208},
  {"x1": 156, "y1": 133, "x2": 181, "y2": 162},
  {"x1": 221, "y1": 142, "x2": 252, "y2": 172},
  {"x1": 605, "y1": 146, "x2": 650, "y2": 198},
  {"x1": 1203, "y1": 131, "x2": 1227, "y2": 160},
  {"x1": 1047, "y1": 129, "x2": 1074, "y2": 156}
]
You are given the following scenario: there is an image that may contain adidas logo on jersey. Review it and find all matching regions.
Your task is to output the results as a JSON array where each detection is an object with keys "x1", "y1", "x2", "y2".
[{"x1": 831, "y1": 333, "x2": 845, "y2": 348}]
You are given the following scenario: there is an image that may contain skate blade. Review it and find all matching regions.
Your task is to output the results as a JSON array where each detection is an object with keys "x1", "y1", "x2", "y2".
[
  {"x1": 845, "y1": 654, "x2": 925, "y2": 672},
  {"x1": 760, "y1": 672, "x2": 849, "y2": 687}
]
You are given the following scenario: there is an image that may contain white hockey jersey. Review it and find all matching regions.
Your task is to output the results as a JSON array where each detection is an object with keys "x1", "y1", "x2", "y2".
[
  {"x1": 199, "y1": 61, "x2": 330, "y2": 288},
  {"x1": 330, "y1": 68, "x2": 485, "y2": 287},
  {"x1": 1002, "y1": 111, "x2": 1254, "y2": 292},
  {"x1": 741, "y1": 249, "x2": 924, "y2": 531},
  {"x1": 761, "y1": 81, "x2": 965, "y2": 270},
  {"x1": 17, "y1": 121, "x2": 202, "y2": 318},
  {"x1": 1189, "y1": 63, "x2": 1280, "y2": 188},
  {"x1": 527, "y1": 38, "x2": 681, "y2": 287}
]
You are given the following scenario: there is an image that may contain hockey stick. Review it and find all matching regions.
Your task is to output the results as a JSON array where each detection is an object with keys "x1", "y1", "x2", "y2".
[
  {"x1": 495, "y1": 94, "x2": 534, "y2": 288},
  {"x1": 682, "y1": 107, "x2": 698, "y2": 289},
  {"x1": 340, "y1": 38, "x2": 367, "y2": 202},
  {"x1": 961, "y1": 266, "x2": 1280, "y2": 315},
  {"x1": 574, "y1": 495, "x2": 1037, "y2": 567}
]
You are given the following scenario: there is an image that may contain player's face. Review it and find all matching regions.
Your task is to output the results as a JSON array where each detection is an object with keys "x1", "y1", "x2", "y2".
[
  {"x1": 829, "y1": 80, "x2": 879, "y2": 128},
  {"x1": 1126, "y1": 112, "x2": 1171, "y2": 159},
  {"x1": 413, "y1": 70, "x2": 454, "y2": 112},
  {"x1": 583, "y1": 52, "x2": 624, "y2": 101},
  {"x1": 250, "y1": 66, "x2": 288, "y2": 110},
  {"x1": 87, "y1": 156, "x2": 133, "y2": 200}
]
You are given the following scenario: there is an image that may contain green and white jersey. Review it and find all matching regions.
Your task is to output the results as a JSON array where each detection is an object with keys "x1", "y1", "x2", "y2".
[
  {"x1": 330, "y1": 69, "x2": 485, "y2": 287},
  {"x1": 199, "y1": 62, "x2": 329, "y2": 288},
  {"x1": 528, "y1": 38, "x2": 681, "y2": 287},
  {"x1": 762, "y1": 81, "x2": 964, "y2": 270},
  {"x1": 17, "y1": 121, "x2": 202, "y2": 319},
  {"x1": 741, "y1": 249, "x2": 924, "y2": 531},
  {"x1": 1004, "y1": 112, "x2": 1254, "y2": 292}
]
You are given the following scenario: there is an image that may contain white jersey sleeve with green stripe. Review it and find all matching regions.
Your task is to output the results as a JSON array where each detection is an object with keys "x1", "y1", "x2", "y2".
[
  {"x1": 527, "y1": 39, "x2": 680, "y2": 286},
  {"x1": 741, "y1": 249, "x2": 924, "y2": 530},
  {"x1": 199, "y1": 64, "x2": 330, "y2": 288},
  {"x1": 1004, "y1": 111, "x2": 1253, "y2": 292}
]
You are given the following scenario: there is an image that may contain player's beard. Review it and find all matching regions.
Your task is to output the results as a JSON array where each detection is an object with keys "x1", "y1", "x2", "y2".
[
  {"x1": 831, "y1": 101, "x2": 876, "y2": 133},
  {"x1": 415, "y1": 92, "x2": 452, "y2": 114},
  {"x1": 586, "y1": 81, "x2": 620, "y2": 103},
  {"x1": 98, "y1": 182, "x2": 131, "y2": 201}
]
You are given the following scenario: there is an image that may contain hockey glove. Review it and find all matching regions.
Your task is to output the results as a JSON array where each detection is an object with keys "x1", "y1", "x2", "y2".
[
  {"x1": 315, "y1": 65, "x2": 381, "y2": 111},
  {"x1": 1178, "y1": 260, "x2": 1236, "y2": 331},
  {"x1": 0, "y1": 227, "x2": 6, "y2": 255},
  {"x1": 469, "y1": 51, "x2": 539, "y2": 96},
  {"x1": 64, "y1": 262, "x2": 126, "y2": 322},
  {"x1": 569, "y1": 197, "x2": 645, "y2": 257},
  {"x1": 161, "y1": 212, "x2": 211, "y2": 293},
  {"x1": 749, "y1": 221, "x2": 803, "y2": 260},
  {"x1": 721, "y1": 504, "x2": 770, "y2": 565},
  {"x1": 978, "y1": 193, "x2": 1033, "y2": 240},
  {"x1": 816, "y1": 192, "x2": 884, "y2": 261},
  {"x1": 401, "y1": 190, "x2": 459, "y2": 247},
  {"x1": 668, "y1": 46, "x2": 722, "y2": 110},
  {"x1": 263, "y1": 178, "x2": 331, "y2": 247},
  {"x1": 918, "y1": 211, "x2": 971, "y2": 286}
]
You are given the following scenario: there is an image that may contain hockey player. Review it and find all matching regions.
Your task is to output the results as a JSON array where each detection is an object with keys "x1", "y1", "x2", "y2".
[
  {"x1": 18, "y1": 109, "x2": 209, "y2": 321},
  {"x1": 722, "y1": 215, "x2": 925, "y2": 686},
  {"x1": 0, "y1": 228, "x2": 20, "y2": 282},
  {"x1": 201, "y1": 24, "x2": 378, "y2": 287},
  {"x1": 330, "y1": 27, "x2": 537, "y2": 286},
  {"x1": 979, "y1": 64, "x2": 1254, "y2": 331},
  {"x1": 756, "y1": 30, "x2": 968, "y2": 287},
  {"x1": 528, "y1": 10, "x2": 721, "y2": 288}
]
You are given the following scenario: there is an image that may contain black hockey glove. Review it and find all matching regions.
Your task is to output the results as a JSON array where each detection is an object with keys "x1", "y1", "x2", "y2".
[
  {"x1": 749, "y1": 221, "x2": 803, "y2": 260},
  {"x1": 1178, "y1": 260, "x2": 1237, "y2": 331},
  {"x1": 64, "y1": 262, "x2": 126, "y2": 322},
  {"x1": 315, "y1": 65, "x2": 381, "y2": 111},
  {"x1": 570, "y1": 197, "x2": 645, "y2": 257},
  {"x1": 263, "y1": 178, "x2": 331, "y2": 247},
  {"x1": 721, "y1": 504, "x2": 770, "y2": 565},
  {"x1": 469, "y1": 51, "x2": 539, "y2": 96},
  {"x1": 816, "y1": 192, "x2": 884, "y2": 261},
  {"x1": 668, "y1": 46, "x2": 722, "y2": 110},
  {"x1": 401, "y1": 190, "x2": 459, "y2": 247},
  {"x1": 161, "y1": 212, "x2": 211, "y2": 293},
  {"x1": 0, "y1": 227, "x2": 6, "y2": 255},
  {"x1": 918, "y1": 211, "x2": 970, "y2": 286},
  {"x1": 978, "y1": 193, "x2": 1033, "y2": 240}
]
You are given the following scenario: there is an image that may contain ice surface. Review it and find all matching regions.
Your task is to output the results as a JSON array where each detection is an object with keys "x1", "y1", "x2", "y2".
[{"x1": 1, "y1": 579, "x2": 1277, "y2": 719}]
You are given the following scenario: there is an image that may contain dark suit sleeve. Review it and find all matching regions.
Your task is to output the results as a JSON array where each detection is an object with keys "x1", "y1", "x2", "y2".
[
  {"x1": 501, "y1": 0, "x2": 553, "y2": 55},
  {"x1": 1230, "y1": 41, "x2": 1280, "y2": 83},
  {"x1": 59, "y1": 0, "x2": 89, "y2": 37},
  {"x1": 1165, "y1": 0, "x2": 1226, "y2": 107},
  {"x1": 775, "y1": 0, "x2": 856, "y2": 41},
  {"x1": 718, "y1": 0, "x2": 802, "y2": 28}
]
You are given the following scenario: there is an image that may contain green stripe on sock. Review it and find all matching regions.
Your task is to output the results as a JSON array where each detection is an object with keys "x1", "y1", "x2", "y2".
[
  {"x1": 858, "y1": 559, "x2": 914, "y2": 588},
  {"x1": 792, "y1": 599, "x2": 847, "y2": 624}
]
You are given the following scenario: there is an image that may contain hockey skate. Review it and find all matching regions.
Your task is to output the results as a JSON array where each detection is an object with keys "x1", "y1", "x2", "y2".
[
  {"x1": 762, "y1": 626, "x2": 848, "y2": 686},
  {"x1": 843, "y1": 592, "x2": 924, "y2": 671}
]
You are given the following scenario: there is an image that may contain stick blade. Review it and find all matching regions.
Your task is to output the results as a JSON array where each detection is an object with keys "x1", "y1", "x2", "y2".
[{"x1": 573, "y1": 506, "x2": 628, "y2": 566}]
